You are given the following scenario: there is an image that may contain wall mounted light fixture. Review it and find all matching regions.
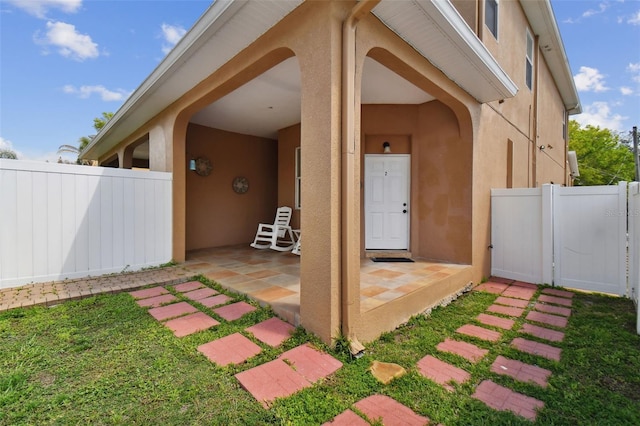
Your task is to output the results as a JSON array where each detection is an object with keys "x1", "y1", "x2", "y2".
[
  {"x1": 189, "y1": 159, "x2": 196, "y2": 171},
  {"x1": 383, "y1": 141, "x2": 391, "y2": 154}
]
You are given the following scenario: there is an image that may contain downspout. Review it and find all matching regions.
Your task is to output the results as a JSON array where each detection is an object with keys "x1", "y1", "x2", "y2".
[
  {"x1": 342, "y1": 0, "x2": 380, "y2": 355},
  {"x1": 531, "y1": 34, "x2": 540, "y2": 187}
]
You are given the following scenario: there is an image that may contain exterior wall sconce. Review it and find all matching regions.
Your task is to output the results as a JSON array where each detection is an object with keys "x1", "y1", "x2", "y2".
[
  {"x1": 189, "y1": 159, "x2": 196, "y2": 171},
  {"x1": 383, "y1": 141, "x2": 391, "y2": 153}
]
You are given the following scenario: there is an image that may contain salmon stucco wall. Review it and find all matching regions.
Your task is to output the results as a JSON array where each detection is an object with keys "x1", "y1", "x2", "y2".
[{"x1": 185, "y1": 123, "x2": 278, "y2": 251}]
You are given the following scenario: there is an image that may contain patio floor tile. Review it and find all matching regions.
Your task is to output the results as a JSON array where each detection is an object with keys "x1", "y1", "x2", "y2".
[
  {"x1": 135, "y1": 293, "x2": 177, "y2": 308},
  {"x1": 246, "y1": 317, "x2": 295, "y2": 347},
  {"x1": 511, "y1": 337, "x2": 562, "y2": 361},
  {"x1": 474, "y1": 282, "x2": 509, "y2": 294},
  {"x1": 235, "y1": 359, "x2": 312, "y2": 408},
  {"x1": 164, "y1": 312, "x2": 220, "y2": 337},
  {"x1": 197, "y1": 333, "x2": 261, "y2": 366},
  {"x1": 512, "y1": 281, "x2": 539, "y2": 290},
  {"x1": 472, "y1": 380, "x2": 544, "y2": 421},
  {"x1": 129, "y1": 286, "x2": 168, "y2": 300},
  {"x1": 456, "y1": 324, "x2": 502, "y2": 342},
  {"x1": 416, "y1": 355, "x2": 470, "y2": 391},
  {"x1": 476, "y1": 313, "x2": 515, "y2": 330},
  {"x1": 487, "y1": 304, "x2": 525, "y2": 317},
  {"x1": 491, "y1": 355, "x2": 551, "y2": 387},
  {"x1": 214, "y1": 301, "x2": 257, "y2": 321},
  {"x1": 520, "y1": 323, "x2": 565, "y2": 342},
  {"x1": 542, "y1": 288, "x2": 574, "y2": 298},
  {"x1": 494, "y1": 296, "x2": 530, "y2": 308},
  {"x1": 199, "y1": 294, "x2": 232, "y2": 308},
  {"x1": 173, "y1": 281, "x2": 205, "y2": 293},
  {"x1": 279, "y1": 343, "x2": 343, "y2": 382},
  {"x1": 322, "y1": 409, "x2": 369, "y2": 426},
  {"x1": 488, "y1": 276, "x2": 515, "y2": 285},
  {"x1": 526, "y1": 311, "x2": 568, "y2": 328},
  {"x1": 534, "y1": 302, "x2": 571, "y2": 317},
  {"x1": 538, "y1": 294, "x2": 573, "y2": 307},
  {"x1": 501, "y1": 286, "x2": 536, "y2": 300},
  {"x1": 182, "y1": 287, "x2": 218, "y2": 301},
  {"x1": 436, "y1": 338, "x2": 488, "y2": 363},
  {"x1": 353, "y1": 394, "x2": 430, "y2": 426},
  {"x1": 148, "y1": 301, "x2": 198, "y2": 321}
]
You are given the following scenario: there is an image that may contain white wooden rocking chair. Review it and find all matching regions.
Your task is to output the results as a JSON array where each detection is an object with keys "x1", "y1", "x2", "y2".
[{"x1": 250, "y1": 206, "x2": 296, "y2": 251}]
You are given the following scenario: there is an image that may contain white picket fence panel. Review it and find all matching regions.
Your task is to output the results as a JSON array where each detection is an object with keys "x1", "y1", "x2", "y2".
[
  {"x1": 0, "y1": 160, "x2": 172, "y2": 289},
  {"x1": 553, "y1": 183, "x2": 627, "y2": 296},
  {"x1": 492, "y1": 182, "x2": 628, "y2": 296}
]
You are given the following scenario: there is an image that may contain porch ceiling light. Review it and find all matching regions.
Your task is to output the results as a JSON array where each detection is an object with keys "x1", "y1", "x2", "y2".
[{"x1": 383, "y1": 141, "x2": 391, "y2": 154}]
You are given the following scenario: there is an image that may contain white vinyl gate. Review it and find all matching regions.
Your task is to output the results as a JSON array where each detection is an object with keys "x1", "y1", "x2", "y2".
[{"x1": 491, "y1": 182, "x2": 628, "y2": 296}]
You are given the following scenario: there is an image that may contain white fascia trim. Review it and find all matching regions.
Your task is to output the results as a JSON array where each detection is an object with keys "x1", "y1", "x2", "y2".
[
  {"x1": 424, "y1": 0, "x2": 518, "y2": 99},
  {"x1": 82, "y1": 0, "x2": 242, "y2": 159}
]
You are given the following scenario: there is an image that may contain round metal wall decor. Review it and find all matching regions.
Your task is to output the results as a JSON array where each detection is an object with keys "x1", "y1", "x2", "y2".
[
  {"x1": 194, "y1": 157, "x2": 212, "y2": 176},
  {"x1": 232, "y1": 176, "x2": 249, "y2": 194}
]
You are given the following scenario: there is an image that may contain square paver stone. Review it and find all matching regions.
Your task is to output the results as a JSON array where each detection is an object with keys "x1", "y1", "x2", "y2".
[
  {"x1": 173, "y1": 281, "x2": 205, "y2": 293},
  {"x1": 476, "y1": 313, "x2": 515, "y2": 330},
  {"x1": 511, "y1": 337, "x2": 562, "y2": 361},
  {"x1": 456, "y1": 324, "x2": 502, "y2": 342},
  {"x1": 491, "y1": 355, "x2": 551, "y2": 388},
  {"x1": 417, "y1": 355, "x2": 470, "y2": 391},
  {"x1": 164, "y1": 312, "x2": 219, "y2": 337},
  {"x1": 246, "y1": 317, "x2": 295, "y2": 347},
  {"x1": 519, "y1": 323, "x2": 565, "y2": 342},
  {"x1": 542, "y1": 288, "x2": 574, "y2": 298},
  {"x1": 436, "y1": 338, "x2": 488, "y2": 363},
  {"x1": 353, "y1": 394, "x2": 430, "y2": 425},
  {"x1": 279, "y1": 344, "x2": 343, "y2": 382},
  {"x1": 322, "y1": 409, "x2": 369, "y2": 426},
  {"x1": 235, "y1": 359, "x2": 312, "y2": 408},
  {"x1": 129, "y1": 286, "x2": 168, "y2": 300},
  {"x1": 526, "y1": 311, "x2": 568, "y2": 328},
  {"x1": 199, "y1": 294, "x2": 232, "y2": 308},
  {"x1": 136, "y1": 294, "x2": 177, "y2": 308},
  {"x1": 472, "y1": 380, "x2": 544, "y2": 421},
  {"x1": 148, "y1": 301, "x2": 198, "y2": 321},
  {"x1": 183, "y1": 287, "x2": 218, "y2": 301},
  {"x1": 198, "y1": 333, "x2": 261, "y2": 366},
  {"x1": 214, "y1": 301, "x2": 256, "y2": 321}
]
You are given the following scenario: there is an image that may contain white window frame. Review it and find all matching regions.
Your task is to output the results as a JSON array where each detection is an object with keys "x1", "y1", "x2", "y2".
[
  {"x1": 295, "y1": 146, "x2": 301, "y2": 210},
  {"x1": 526, "y1": 29, "x2": 534, "y2": 90},
  {"x1": 485, "y1": 0, "x2": 499, "y2": 39}
]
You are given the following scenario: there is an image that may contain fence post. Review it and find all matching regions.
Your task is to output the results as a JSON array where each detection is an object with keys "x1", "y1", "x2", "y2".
[
  {"x1": 541, "y1": 184, "x2": 554, "y2": 285},
  {"x1": 618, "y1": 181, "x2": 628, "y2": 297}
]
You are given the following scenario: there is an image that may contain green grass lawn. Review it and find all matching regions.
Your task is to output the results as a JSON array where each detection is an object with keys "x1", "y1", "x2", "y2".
[{"x1": 1, "y1": 278, "x2": 639, "y2": 425}]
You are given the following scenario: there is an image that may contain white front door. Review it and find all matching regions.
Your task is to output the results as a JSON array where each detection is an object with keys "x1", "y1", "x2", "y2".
[{"x1": 365, "y1": 155, "x2": 410, "y2": 250}]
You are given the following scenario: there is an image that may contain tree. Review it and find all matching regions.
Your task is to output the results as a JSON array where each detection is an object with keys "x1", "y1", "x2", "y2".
[
  {"x1": 0, "y1": 149, "x2": 18, "y2": 159},
  {"x1": 568, "y1": 120, "x2": 634, "y2": 186},
  {"x1": 58, "y1": 112, "x2": 114, "y2": 164}
]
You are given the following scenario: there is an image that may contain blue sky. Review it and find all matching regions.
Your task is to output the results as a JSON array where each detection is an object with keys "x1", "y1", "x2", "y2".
[{"x1": 0, "y1": 0, "x2": 639, "y2": 162}]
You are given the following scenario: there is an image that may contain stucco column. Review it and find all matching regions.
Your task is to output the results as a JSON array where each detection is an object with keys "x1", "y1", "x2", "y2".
[{"x1": 296, "y1": 1, "x2": 348, "y2": 344}]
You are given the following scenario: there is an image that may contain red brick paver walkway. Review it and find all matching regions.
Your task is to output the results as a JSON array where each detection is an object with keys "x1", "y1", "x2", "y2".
[
  {"x1": 437, "y1": 338, "x2": 488, "y2": 363},
  {"x1": 491, "y1": 355, "x2": 551, "y2": 387},
  {"x1": 472, "y1": 380, "x2": 544, "y2": 421},
  {"x1": 417, "y1": 355, "x2": 470, "y2": 391},
  {"x1": 353, "y1": 394, "x2": 430, "y2": 426}
]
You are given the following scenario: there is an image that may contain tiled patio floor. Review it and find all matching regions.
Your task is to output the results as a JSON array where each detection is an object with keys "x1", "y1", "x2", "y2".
[{"x1": 186, "y1": 245, "x2": 469, "y2": 325}]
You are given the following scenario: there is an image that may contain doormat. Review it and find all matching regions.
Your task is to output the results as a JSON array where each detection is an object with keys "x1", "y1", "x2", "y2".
[{"x1": 371, "y1": 257, "x2": 414, "y2": 263}]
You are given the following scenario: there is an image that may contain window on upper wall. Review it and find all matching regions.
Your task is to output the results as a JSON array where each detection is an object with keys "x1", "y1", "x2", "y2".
[
  {"x1": 485, "y1": 0, "x2": 498, "y2": 39},
  {"x1": 526, "y1": 29, "x2": 534, "y2": 90},
  {"x1": 295, "y1": 146, "x2": 301, "y2": 210}
]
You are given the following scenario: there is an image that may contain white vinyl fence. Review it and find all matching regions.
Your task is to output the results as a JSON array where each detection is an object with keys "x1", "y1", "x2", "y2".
[
  {"x1": 492, "y1": 182, "x2": 639, "y2": 334},
  {"x1": 0, "y1": 160, "x2": 172, "y2": 289}
]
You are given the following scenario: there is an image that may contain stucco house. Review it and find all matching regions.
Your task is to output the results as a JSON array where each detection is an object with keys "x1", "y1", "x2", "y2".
[{"x1": 81, "y1": 0, "x2": 580, "y2": 347}]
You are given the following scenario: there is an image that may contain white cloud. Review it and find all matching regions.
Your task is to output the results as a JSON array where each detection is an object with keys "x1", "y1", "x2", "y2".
[
  {"x1": 582, "y1": 2, "x2": 609, "y2": 18},
  {"x1": 35, "y1": 21, "x2": 98, "y2": 61},
  {"x1": 6, "y1": 0, "x2": 82, "y2": 19},
  {"x1": 628, "y1": 62, "x2": 640, "y2": 83},
  {"x1": 575, "y1": 102, "x2": 627, "y2": 131},
  {"x1": 161, "y1": 23, "x2": 186, "y2": 54},
  {"x1": 574, "y1": 66, "x2": 609, "y2": 92},
  {"x1": 628, "y1": 10, "x2": 640, "y2": 25},
  {"x1": 63, "y1": 84, "x2": 130, "y2": 101},
  {"x1": 620, "y1": 86, "x2": 633, "y2": 95}
]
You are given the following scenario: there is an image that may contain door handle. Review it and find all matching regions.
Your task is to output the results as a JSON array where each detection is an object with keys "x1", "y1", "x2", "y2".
[{"x1": 403, "y1": 210, "x2": 407, "y2": 214}]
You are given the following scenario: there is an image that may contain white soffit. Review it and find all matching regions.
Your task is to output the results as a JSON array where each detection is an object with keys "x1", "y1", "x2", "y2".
[
  {"x1": 372, "y1": 0, "x2": 518, "y2": 103},
  {"x1": 83, "y1": 0, "x2": 303, "y2": 159},
  {"x1": 521, "y1": 0, "x2": 581, "y2": 114}
]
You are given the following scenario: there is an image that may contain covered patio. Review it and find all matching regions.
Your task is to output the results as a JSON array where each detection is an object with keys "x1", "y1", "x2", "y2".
[{"x1": 186, "y1": 246, "x2": 471, "y2": 327}]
